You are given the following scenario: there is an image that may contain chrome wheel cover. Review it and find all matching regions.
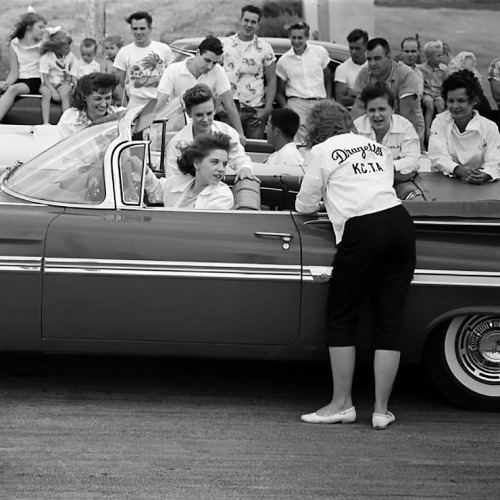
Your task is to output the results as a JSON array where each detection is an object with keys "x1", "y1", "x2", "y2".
[{"x1": 444, "y1": 315, "x2": 500, "y2": 397}]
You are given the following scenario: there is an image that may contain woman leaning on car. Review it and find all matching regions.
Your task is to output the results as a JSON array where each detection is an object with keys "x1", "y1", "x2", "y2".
[
  {"x1": 295, "y1": 100, "x2": 416, "y2": 430},
  {"x1": 428, "y1": 69, "x2": 500, "y2": 184}
]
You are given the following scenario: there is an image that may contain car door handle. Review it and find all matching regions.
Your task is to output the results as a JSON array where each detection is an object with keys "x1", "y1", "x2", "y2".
[{"x1": 254, "y1": 231, "x2": 294, "y2": 250}]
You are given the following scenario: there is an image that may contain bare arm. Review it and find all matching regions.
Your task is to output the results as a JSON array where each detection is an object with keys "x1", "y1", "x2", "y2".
[
  {"x1": 276, "y1": 76, "x2": 288, "y2": 108},
  {"x1": 398, "y1": 95, "x2": 418, "y2": 131},
  {"x1": 1, "y1": 46, "x2": 20, "y2": 90},
  {"x1": 255, "y1": 62, "x2": 277, "y2": 122},
  {"x1": 153, "y1": 91, "x2": 170, "y2": 115},
  {"x1": 219, "y1": 90, "x2": 245, "y2": 144},
  {"x1": 113, "y1": 68, "x2": 126, "y2": 105},
  {"x1": 323, "y1": 66, "x2": 332, "y2": 99},
  {"x1": 334, "y1": 81, "x2": 356, "y2": 107}
]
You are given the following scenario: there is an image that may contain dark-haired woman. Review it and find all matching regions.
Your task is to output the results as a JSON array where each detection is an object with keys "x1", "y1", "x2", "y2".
[
  {"x1": 297, "y1": 100, "x2": 415, "y2": 430},
  {"x1": 354, "y1": 83, "x2": 420, "y2": 184},
  {"x1": 429, "y1": 69, "x2": 500, "y2": 184},
  {"x1": 0, "y1": 11, "x2": 46, "y2": 122},
  {"x1": 145, "y1": 131, "x2": 234, "y2": 210},
  {"x1": 57, "y1": 72, "x2": 122, "y2": 139}
]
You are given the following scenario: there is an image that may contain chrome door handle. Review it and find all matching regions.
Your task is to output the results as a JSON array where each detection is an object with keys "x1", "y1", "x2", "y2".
[{"x1": 254, "y1": 231, "x2": 294, "y2": 250}]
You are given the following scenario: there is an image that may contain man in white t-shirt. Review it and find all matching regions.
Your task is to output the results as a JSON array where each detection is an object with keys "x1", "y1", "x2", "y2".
[
  {"x1": 276, "y1": 21, "x2": 331, "y2": 143},
  {"x1": 334, "y1": 29, "x2": 368, "y2": 108},
  {"x1": 113, "y1": 11, "x2": 172, "y2": 108},
  {"x1": 265, "y1": 108, "x2": 304, "y2": 171},
  {"x1": 155, "y1": 36, "x2": 245, "y2": 143}
]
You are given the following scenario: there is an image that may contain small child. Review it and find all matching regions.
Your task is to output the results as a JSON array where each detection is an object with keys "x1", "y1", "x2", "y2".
[
  {"x1": 418, "y1": 40, "x2": 449, "y2": 142},
  {"x1": 75, "y1": 38, "x2": 100, "y2": 78},
  {"x1": 39, "y1": 28, "x2": 78, "y2": 124},
  {"x1": 100, "y1": 34, "x2": 123, "y2": 74}
]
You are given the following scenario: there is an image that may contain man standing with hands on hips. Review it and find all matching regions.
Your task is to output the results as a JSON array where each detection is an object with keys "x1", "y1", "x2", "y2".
[
  {"x1": 276, "y1": 21, "x2": 332, "y2": 143},
  {"x1": 223, "y1": 5, "x2": 277, "y2": 139}
]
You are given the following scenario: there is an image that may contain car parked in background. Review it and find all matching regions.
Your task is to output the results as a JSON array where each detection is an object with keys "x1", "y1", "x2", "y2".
[{"x1": 0, "y1": 104, "x2": 499, "y2": 411}]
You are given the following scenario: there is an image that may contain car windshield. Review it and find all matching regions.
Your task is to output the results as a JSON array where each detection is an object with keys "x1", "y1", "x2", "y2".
[{"x1": 3, "y1": 121, "x2": 119, "y2": 205}]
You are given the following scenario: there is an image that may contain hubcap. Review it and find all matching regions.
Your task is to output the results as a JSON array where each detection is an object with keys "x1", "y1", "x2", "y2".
[{"x1": 455, "y1": 316, "x2": 500, "y2": 384}]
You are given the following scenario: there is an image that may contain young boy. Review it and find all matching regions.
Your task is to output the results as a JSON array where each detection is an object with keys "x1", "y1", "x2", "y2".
[
  {"x1": 100, "y1": 35, "x2": 123, "y2": 73},
  {"x1": 418, "y1": 40, "x2": 449, "y2": 142},
  {"x1": 75, "y1": 38, "x2": 100, "y2": 78}
]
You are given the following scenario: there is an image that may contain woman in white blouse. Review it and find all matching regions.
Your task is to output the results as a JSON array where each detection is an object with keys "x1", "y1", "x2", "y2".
[
  {"x1": 429, "y1": 69, "x2": 500, "y2": 184},
  {"x1": 354, "y1": 83, "x2": 420, "y2": 184},
  {"x1": 145, "y1": 131, "x2": 234, "y2": 210},
  {"x1": 57, "y1": 72, "x2": 123, "y2": 140}
]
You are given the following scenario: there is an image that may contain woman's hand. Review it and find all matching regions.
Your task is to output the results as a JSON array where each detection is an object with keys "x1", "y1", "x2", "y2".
[
  {"x1": 454, "y1": 165, "x2": 492, "y2": 184},
  {"x1": 235, "y1": 167, "x2": 257, "y2": 182}
]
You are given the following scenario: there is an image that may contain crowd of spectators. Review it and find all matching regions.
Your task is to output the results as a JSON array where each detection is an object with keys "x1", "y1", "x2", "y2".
[{"x1": 1, "y1": 4, "x2": 500, "y2": 189}]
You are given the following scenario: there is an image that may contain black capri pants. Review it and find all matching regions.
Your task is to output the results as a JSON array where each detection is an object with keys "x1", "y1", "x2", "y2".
[{"x1": 327, "y1": 204, "x2": 416, "y2": 350}]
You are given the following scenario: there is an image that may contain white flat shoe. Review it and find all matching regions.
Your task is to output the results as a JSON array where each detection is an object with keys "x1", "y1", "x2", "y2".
[
  {"x1": 301, "y1": 406, "x2": 356, "y2": 424},
  {"x1": 372, "y1": 411, "x2": 395, "y2": 430}
]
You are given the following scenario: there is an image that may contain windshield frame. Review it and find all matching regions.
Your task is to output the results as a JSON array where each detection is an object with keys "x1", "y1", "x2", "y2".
[{"x1": 2, "y1": 121, "x2": 122, "y2": 209}]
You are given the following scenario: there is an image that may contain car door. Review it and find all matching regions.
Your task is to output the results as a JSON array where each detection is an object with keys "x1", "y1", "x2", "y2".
[{"x1": 42, "y1": 143, "x2": 302, "y2": 350}]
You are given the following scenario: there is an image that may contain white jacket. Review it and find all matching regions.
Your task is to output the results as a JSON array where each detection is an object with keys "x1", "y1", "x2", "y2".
[{"x1": 429, "y1": 110, "x2": 500, "y2": 180}]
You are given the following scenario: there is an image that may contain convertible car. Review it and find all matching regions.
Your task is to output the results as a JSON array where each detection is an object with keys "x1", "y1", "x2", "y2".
[{"x1": 0, "y1": 104, "x2": 499, "y2": 411}]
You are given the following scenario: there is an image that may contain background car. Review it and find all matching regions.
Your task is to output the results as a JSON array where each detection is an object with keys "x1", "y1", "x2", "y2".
[{"x1": 0, "y1": 105, "x2": 499, "y2": 411}]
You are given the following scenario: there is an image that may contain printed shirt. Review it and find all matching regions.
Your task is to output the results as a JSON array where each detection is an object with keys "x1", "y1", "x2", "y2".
[
  {"x1": 354, "y1": 114, "x2": 420, "y2": 174},
  {"x1": 39, "y1": 52, "x2": 78, "y2": 87},
  {"x1": 57, "y1": 105, "x2": 124, "y2": 140},
  {"x1": 222, "y1": 34, "x2": 275, "y2": 107},
  {"x1": 10, "y1": 37, "x2": 41, "y2": 79},
  {"x1": 354, "y1": 61, "x2": 420, "y2": 114},
  {"x1": 276, "y1": 44, "x2": 329, "y2": 99},
  {"x1": 165, "y1": 120, "x2": 253, "y2": 177},
  {"x1": 295, "y1": 132, "x2": 400, "y2": 243},
  {"x1": 113, "y1": 41, "x2": 173, "y2": 100},
  {"x1": 428, "y1": 110, "x2": 500, "y2": 180},
  {"x1": 417, "y1": 61, "x2": 449, "y2": 98},
  {"x1": 157, "y1": 58, "x2": 231, "y2": 102}
]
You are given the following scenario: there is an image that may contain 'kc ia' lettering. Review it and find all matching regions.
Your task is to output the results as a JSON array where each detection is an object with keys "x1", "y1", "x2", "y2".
[{"x1": 352, "y1": 162, "x2": 385, "y2": 175}]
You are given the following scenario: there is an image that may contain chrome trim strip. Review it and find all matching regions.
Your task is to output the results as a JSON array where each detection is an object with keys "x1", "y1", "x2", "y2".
[
  {"x1": 0, "y1": 256, "x2": 494, "y2": 287},
  {"x1": 45, "y1": 258, "x2": 303, "y2": 281},
  {"x1": 413, "y1": 269, "x2": 500, "y2": 288},
  {"x1": 413, "y1": 220, "x2": 500, "y2": 227},
  {"x1": 0, "y1": 256, "x2": 42, "y2": 272}
]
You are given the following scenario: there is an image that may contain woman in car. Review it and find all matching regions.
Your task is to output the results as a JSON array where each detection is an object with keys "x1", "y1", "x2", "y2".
[
  {"x1": 429, "y1": 69, "x2": 500, "y2": 184},
  {"x1": 164, "y1": 84, "x2": 253, "y2": 181},
  {"x1": 145, "y1": 131, "x2": 234, "y2": 210},
  {"x1": 296, "y1": 100, "x2": 416, "y2": 430},
  {"x1": 354, "y1": 83, "x2": 420, "y2": 184},
  {"x1": 57, "y1": 72, "x2": 123, "y2": 139}
]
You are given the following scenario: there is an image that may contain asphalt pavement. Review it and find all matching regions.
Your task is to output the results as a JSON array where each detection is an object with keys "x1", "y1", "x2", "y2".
[{"x1": 0, "y1": 355, "x2": 498, "y2": 499}]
